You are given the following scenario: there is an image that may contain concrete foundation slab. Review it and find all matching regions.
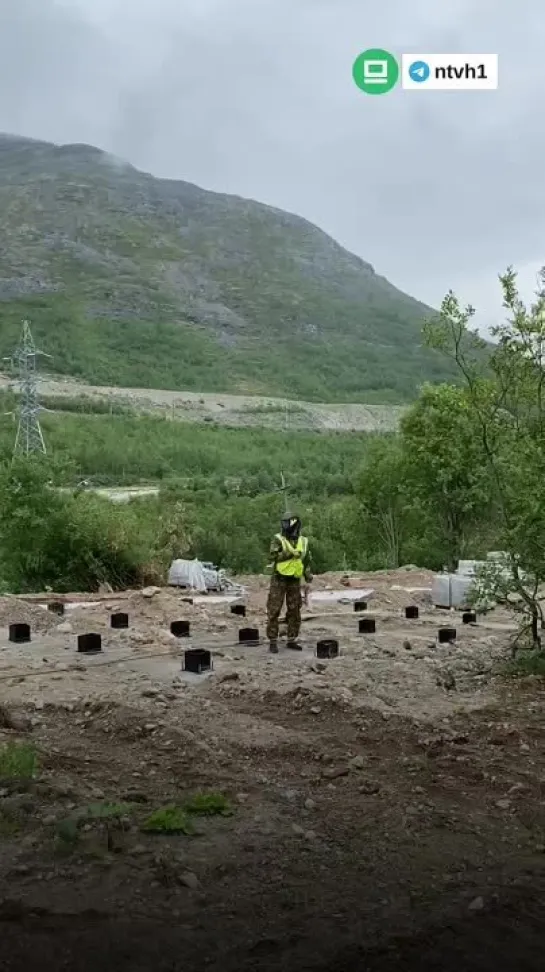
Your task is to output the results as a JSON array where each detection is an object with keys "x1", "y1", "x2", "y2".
[
  {"x1": 310, "y1": 588, "x2": 375, "y2": 604},
  {"x1": 191, "y1": 595, "x2": 240, "y2": 605}
]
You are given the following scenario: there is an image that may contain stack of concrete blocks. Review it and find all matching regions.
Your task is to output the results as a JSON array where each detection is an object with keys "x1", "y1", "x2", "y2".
[
  {"x1": 432, "y1": 566, "x2": 476, "y2": 610},
  {"x1": 432, "y1": 552, "x2": 509, "y2": 610}
]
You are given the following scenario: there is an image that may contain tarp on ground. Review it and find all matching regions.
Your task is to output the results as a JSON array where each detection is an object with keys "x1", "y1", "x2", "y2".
[
  {"x1": 168, "y1": 559, "x2": 245, "y2": 595},
  {"x1": 168, "y1": 559, "x2": 208, "y2": 591}
]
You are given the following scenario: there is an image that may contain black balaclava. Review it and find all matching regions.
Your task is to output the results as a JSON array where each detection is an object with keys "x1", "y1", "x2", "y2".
[{"x1": 281, "y1": 512, "x2": 301, "y2": 542}]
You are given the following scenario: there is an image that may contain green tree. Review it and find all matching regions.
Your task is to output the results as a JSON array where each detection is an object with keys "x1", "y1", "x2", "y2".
[
  {"x1": 0, "y1": 458, "x2": 147, "y2": 591},
  {"x1": 425, "y1": 267, "x2": 545, "y2": 648},
  {"x1": 400, "y1": 383, "x2": 492, "y2": 570},
  {"x1": 358, "y1": 436, "x2": 407, "y2": 568}
]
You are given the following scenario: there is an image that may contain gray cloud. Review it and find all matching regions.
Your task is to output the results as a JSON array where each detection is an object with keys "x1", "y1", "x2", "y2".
[{"x1": 1, "y1": 0, "x2": 543, "y2": 329}]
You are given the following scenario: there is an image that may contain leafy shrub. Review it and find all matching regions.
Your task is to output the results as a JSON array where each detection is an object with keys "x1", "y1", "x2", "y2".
[
  {"x1": 141, "y1": 805, "x2": 195, "y2": 834},
  {"x1": 183, "y1": 792, "x2": 232, "y2": 816},
  {"x1": 0, "y1": 458, "x2": 150, "y2": 591}
]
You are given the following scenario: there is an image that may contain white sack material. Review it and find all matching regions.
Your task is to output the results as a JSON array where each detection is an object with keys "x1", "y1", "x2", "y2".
[
  {"x1": 168, "y1": 559, "x2": 208, "y2": 591},
  {"x1": 168, "y1": 558, "x2": 245, "y2": 595}
]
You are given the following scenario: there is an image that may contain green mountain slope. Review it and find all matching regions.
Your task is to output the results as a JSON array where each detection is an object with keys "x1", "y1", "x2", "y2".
[{"x1": 0, "y1": 133, "x2": 456, "y2": 403}]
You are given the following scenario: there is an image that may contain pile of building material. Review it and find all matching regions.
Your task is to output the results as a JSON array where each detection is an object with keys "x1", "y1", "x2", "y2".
[
  {"x1": 167, "y1": 558, "x2": 245, "y2": 596},
  {"x1": 432, "y1": 552, "x2": 510, "y2": 609}
]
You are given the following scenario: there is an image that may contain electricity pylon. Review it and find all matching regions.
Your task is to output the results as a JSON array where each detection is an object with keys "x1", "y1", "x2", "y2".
[{"x1": 6, "y1": 320, "x2": 50, "y2": 458}]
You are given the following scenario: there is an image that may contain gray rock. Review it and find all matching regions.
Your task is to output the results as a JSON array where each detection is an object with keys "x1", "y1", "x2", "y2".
[
  {"x1": 219, "y1": 672, "x2": 240, "y2": 683},
  {"x1": 0, "y1": 707, "x2": 32, "y2": 732},
  {"x1": 349, "y1": 755, "x2": 365, "y2": 770},
  {"x1": 179, "y1": 870, "x2": 201, "y2": 891},
  {"x1": 309, "y1": 661, "x2": 327, "y2": 674},
  {"x1": 322, "y1": 766, "x2": 349, "y2": 780},
  {"x1": 282, "y1": 789, "x2": 299, "y2": 803}
]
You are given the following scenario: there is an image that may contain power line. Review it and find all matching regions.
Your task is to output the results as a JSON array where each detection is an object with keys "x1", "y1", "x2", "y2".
[{"x1": 275, "y1": 471, "x2": 291, "y2": 512}]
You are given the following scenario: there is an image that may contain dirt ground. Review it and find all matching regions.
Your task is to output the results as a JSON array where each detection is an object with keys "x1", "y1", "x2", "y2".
[
  {"x1": 1, "y1": 568, "x2": 544, "y2": 971},
  {"x1": 0, "y1": 373, "x2": 403, "y2": 432}
]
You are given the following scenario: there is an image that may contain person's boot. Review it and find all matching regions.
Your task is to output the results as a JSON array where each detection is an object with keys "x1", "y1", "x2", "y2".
[
  {"x1": 269, "y1": 641, "x2": 279, "y2": 654},
  {"x1": 286, "y1": 640, "x2": 303, "y2": 651}
]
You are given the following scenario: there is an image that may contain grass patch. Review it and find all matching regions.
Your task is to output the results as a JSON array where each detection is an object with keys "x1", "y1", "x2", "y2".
[
  {"x1": 54, "y1": 802, "x2": 135, "y2": 852},
  {"x1": 54, "y1": 794, "x2": 233, "y2": 848},
  {"x1": 141, "y1": 805, "x2": 195, "y2": 835},
  {"x1": 241, "y1": 401, "x2": 305, "y2": 415},
  {"x1": 183, "y1": 791, "x2": 232, "y2": 817},
  {"x1": 40, "y1": 394, "x2": 134, "y2": 417},
  {"x1": 0, "y1": 742, "x2": 38, "y2": 781},
  {"x1": 506, "y1": 650, "x2": 545, "y2": 677}
]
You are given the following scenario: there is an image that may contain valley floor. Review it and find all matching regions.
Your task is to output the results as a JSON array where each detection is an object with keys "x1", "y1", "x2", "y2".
[
  {"x1": 0, "y1": 570, "x2": 544, "y2": 971},
  {"x1": 0, "y1": 374, "x2": 403, "y2": 432}
]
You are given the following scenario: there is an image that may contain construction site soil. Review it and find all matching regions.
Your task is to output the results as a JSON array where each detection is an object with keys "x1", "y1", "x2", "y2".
[{"x1": 0, "y1": 568, "x2": 544, "y2": 971}]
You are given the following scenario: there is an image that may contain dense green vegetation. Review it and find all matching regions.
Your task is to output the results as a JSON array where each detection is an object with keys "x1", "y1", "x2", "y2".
[
  {"x1": 0, "y1": 392, "x2": 371, "y2": 491},
  {"x1": 0, "y1": 397, "x2": 380, "y2": 580},
  {"x1": 0, "y1": 134, "x2": 461, "y2": 403},
  {"x1": 0, "y1": 381, "x2": 502, "y2": 586}
]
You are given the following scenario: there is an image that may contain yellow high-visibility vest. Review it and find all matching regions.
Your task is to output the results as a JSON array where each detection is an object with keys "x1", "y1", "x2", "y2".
[{"x1": 274, "y1": 534, "x2": 308, "y2": 579}]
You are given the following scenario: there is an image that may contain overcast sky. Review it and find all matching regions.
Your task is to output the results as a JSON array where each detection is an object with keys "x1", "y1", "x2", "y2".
[{"x1": 1, "y1": 0, "x2": 543, "y2": 330}]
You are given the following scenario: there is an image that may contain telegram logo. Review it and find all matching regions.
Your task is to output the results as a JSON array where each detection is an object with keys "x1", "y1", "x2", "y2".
[{"x1": 408, "y1": 60, "x2": 430, "y2": 82}]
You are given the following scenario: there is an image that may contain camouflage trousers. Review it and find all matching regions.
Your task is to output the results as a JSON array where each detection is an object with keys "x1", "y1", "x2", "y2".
[{"x1": 266, "y1": 574, "x2": 301, "y2": 642}]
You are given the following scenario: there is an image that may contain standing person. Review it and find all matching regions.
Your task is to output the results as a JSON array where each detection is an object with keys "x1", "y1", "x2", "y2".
[{"x1": 266, "y1": 512, "x2": 312, "y2": 653}]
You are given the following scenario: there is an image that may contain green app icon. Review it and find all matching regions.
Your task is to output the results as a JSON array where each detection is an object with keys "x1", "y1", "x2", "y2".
[{"x1": 352, "y1": 48, "x2": 399, "y2": 95}]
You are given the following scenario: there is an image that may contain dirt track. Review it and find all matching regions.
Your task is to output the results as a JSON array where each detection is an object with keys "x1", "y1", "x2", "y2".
[
  {"x1": 0, "y1": 373, "x2": 403, "y2": 432},
  {"x1": 0, "y1": 569, "x2": 544, "y2": 971}
]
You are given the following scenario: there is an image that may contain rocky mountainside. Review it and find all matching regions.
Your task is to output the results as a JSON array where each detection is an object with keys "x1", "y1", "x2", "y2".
[{"x1": 0, "y1": 133, "x2": 457, "y2": 402}]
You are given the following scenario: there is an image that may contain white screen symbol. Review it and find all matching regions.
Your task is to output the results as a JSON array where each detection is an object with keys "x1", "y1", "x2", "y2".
[{"x1": 363, "y1": 60, "x2": 388, "y2": 83}]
